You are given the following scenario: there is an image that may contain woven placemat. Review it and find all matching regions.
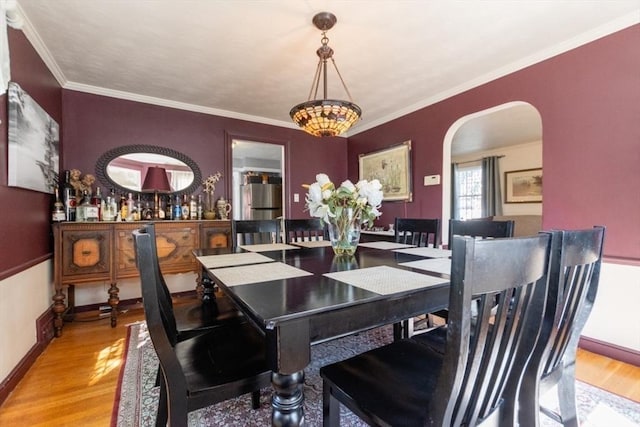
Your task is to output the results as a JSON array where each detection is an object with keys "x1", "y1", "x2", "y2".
[
  {"x1": 291, "y1": 240, "x2": 332, "y2": 248},
  {"x1": 196, "y1": 252, "x2": 274, "y2": 269},
  {"x1": 323, "y1": 265, "x2": 447, "y2": 295},
  {"x1": 240, "y1": 243, "x2": 300, "y2": 252},
  {"x1": 212, "y1": 262, "x2": 312, "y2": 286},
  {"x1": 393, "y1": 247, "x2": 452, "y2": 258},
  {"x1": 400, "y1": 258, "x2": 452, "y2": 276},
  {"x1": 358, "y1": 241, "x2": 415, "y2": 250}
]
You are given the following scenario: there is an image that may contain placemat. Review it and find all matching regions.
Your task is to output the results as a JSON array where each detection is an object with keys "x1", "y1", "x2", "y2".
[
  {"x1": 196, "y1": 252, "x2": 274, "y2": 269},
  {"x1": 239, "y1": 243, "x2": 300, "y2": 252},
  {"x1": 291, "y1": 240, "x2": 332, "y2": 248},
  {"x1": 212, "y1": 262, "x2": 313, "y2": 286},
  {"x1": 323, "y1": 265, "x2": 447, "y2": 295},
  {"x1": 358, "y1": 241, "x2": 416, "y2": 250},
  {"x1": 400, "y1": 258, "x2": 452, "y2": 276},
  {"x1": 393, "y1": 247, "x2": 452, "y2": 258}
]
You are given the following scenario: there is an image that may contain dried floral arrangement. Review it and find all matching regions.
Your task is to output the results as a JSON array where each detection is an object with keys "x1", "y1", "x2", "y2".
[
  {"x1": 69, "y1": 169, "x2": 96, "y2": 196},
  {"x1": 202, "y1": 171, "x2": 223, "y2": 194}
]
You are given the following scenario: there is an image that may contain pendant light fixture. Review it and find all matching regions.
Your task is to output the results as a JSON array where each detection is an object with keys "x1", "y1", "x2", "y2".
[{"x1": 290, "y1": 12, "x2": 361, "y2": 137}]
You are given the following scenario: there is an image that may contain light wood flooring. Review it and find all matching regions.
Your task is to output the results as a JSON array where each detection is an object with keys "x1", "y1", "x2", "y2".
[{"x1": 0, "y1": 303, "x2": 638, "y2": 426}]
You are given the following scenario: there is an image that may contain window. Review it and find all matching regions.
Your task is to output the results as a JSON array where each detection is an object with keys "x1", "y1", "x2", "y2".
[{"x1": 456, "y1": 164, "x2": 482, "y2": 220}]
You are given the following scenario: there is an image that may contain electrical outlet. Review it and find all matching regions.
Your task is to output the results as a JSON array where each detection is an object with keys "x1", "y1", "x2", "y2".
[{"x1": 294, "y1": 193, "x2": 300, "y2": 202}]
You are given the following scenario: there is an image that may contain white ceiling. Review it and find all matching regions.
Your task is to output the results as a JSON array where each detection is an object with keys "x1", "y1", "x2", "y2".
[{"x1": 14, "y1": 0, "x2": 640, "y2": 154}]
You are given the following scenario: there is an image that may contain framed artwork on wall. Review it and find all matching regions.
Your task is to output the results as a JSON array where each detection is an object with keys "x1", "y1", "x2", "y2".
[
  {"x1": 359, "y1": 140, "x2": 412, "y2": 202},
  {"x1": 7, "y1": 82, "x2": 60, "y2": 193},
  {"x1": 504, "y1": 168, "x2": 542, "y2": 203}
]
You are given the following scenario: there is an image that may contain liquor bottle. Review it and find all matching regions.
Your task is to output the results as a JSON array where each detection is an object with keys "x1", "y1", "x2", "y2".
[
  {"x1": 142, "y1": 202, "x2": 153, "y2": 220},
  {"x1": 157, "y1": 196, "x2": 166, "y2": 220},
  {"x1": 173, "y1": 195, "x2": 181, "y2": 220},
  {"x1": 102, "y1": 189, "x2": 116, "y2": 221},
  {"x1": 196, "y1": 194, "x2": 204, "y2": 220},
  {"x1": 165, "y1": 196, "x2": 173, "y2": 220},
  {"x1": 91, "y1": 187, "x2": 104, "y2": 220},
  {"x1": 181, "y1": 194, "x2": 189, "y2": 220},
  {"x1": 119, "y1": 194, "x2": 128, "y2": 221},
  {"x1": 189, "y1": 195, "x2": 198, "y2": 220},
  {"x1": 76, "y1": 190, "x2": 98, "y2": 222},
  {"x1": 51, "y1": 186, "x2": 66, "y2": 222},
  {"x1": 61, "y1": 170, "x2": 76, "y2": 221},
  {"x1": 126, "y1": 193, "x2": 135, "y2": 221}
]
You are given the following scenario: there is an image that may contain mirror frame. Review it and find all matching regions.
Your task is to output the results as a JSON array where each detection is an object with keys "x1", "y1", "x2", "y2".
[{"x1": 95, "y1": 144, "x2": 202, "y2": 196}]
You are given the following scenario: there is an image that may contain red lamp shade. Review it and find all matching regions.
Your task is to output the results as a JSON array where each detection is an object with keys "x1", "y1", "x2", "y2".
[{"x1": 142, "y1": 166, "x2": 172, "y2": 192}]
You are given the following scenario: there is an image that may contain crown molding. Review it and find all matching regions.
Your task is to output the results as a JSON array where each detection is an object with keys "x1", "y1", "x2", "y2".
[
  {"x1": 62, "y1": 81, "x2": 299, "y2": 131},
  {"x1": 15, "y1": 2, "x2": 66, "y2": 86}
]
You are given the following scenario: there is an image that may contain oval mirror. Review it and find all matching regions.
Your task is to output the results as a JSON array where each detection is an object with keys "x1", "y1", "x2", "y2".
[{"x1": 95, "y1": 145, "x2": 202, "y2": 196}]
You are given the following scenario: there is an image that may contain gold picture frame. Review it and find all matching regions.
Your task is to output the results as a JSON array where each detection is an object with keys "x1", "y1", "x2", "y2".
[
  {"x1": 359, "y1": 141, "x2": 412, "y2": 202},
  {"x1": 504, "y1": 168, "x2": 543, "y2": 203}
]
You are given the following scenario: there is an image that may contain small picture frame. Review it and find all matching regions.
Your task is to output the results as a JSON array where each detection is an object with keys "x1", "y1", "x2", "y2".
[
  {"x1": 504, "y1": 168, "x2": 542, "y2": 203},
  {"x1": 359, "y1": 141, "x2": 412, "y2": 202}
]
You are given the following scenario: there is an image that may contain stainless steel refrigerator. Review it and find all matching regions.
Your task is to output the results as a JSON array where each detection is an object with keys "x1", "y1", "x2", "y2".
[{"x1": 241, "y1": 183, "x2": 282, "y2": 220}]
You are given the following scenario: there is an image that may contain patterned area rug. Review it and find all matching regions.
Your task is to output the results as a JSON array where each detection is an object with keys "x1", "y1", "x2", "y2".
[{"x1": 112, "y1": 322, "x2": 640, "y2": 427}]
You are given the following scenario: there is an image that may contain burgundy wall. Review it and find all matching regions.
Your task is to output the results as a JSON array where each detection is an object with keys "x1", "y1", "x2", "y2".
[
  {"x1": 0, "y1": 29, "x2": 62, "y2": 280},
  {"x1": 348, "y1": 25, "x2": 640, "y2": 263},
  {"x1": 62, "y1": 91, "x2": 348, "y2": 220}
]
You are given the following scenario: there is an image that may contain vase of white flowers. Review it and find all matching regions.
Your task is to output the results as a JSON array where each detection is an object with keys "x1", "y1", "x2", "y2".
[
  {"x1": 304, "y1": 173, "x2": 383, "y2": 256},
  {"x1": 202, "y1": 171, "x2": 222, "y2": 219}
]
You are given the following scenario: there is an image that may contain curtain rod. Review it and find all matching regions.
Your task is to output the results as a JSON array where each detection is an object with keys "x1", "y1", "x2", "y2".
[{"x1": 454, "y1": 155, "x2": 505, "y2": 166}]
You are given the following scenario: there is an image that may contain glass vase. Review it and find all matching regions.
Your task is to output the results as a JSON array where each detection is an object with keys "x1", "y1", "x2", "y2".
[{"x1": 327, "y1": 207, "x2": 361, "y2": 256}]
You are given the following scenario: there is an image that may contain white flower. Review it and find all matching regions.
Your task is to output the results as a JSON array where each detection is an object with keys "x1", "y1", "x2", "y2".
[{"x1": 303, "y1": 173, "x2": 383, "y2": 228}]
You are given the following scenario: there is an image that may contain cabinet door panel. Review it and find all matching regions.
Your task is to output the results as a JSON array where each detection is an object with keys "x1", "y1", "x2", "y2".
[{"x1": 61, "y1": 228, "x2": 111, "y2": 282}]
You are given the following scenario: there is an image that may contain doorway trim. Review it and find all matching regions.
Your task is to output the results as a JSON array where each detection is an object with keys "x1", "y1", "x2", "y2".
[{"x1": 441, "y1": 101, "x2": 539, "y2": 245}]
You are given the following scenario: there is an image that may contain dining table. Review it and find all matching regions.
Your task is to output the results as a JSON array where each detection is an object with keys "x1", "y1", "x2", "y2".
[{"x1": 193, "y1": 240, "x2": 452, "y2": 426}]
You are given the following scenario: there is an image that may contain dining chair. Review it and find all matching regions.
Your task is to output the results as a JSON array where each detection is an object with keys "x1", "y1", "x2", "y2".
[
  {"x1": 144, "y1": 223, "x2": 245, "y2": 342},
  {"x1": 320, "y1": 233, "x2": 553, "y2": 426},
  {"x1": 518, "y1": 226, "x2": 605, "y2": 427},
  {"x1": 133, "y1": 225, "x2": 272, "y2": 426},
  {"x1": 448, "y1": 218, "x2": 515, "y2": 245},
  {"x1": 394, "y1": 217, "x2": 440, "y2": 247},
  {"x1": 232, "y1": 219, "x2": 282, "y2": 246},
  {"x1": 425, "y1": 218, "x2": 516, "y2": 328},
  {"x1": 284, "y1": 218, "x2": 327, "y2": 243},
  {"x1": 393, "y1": 218, "x2": 441, "y2": 339}
]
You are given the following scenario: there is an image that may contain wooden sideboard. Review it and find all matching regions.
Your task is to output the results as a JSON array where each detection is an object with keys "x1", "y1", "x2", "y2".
[{"x1": 51, "y1": 220, "x2": 231, "y2": 337}]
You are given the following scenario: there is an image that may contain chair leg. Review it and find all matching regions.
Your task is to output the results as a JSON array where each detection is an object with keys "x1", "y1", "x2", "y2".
[
  {"x1": 251, "y1": 390, "x2": 261, "y2": 409},
  {"x1": 393, "y1": 322, "x2": 403, "y2": 341},
  {"x1": 156, "y1": 376, "x2": 168, "y2": 427},
  {"x1": 323, "y1": 381, "x2": 340, "y2": 427},
  {"x1": 557, "y1": 365, "x2": 579, "y2": 427}
]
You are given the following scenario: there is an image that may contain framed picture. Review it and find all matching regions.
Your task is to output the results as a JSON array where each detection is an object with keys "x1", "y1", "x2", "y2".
[
  {"x1": 7, "y1": 82, "x2": 60, "y2": 193},
  {"x1": 359, "y1": 140, "x2": 412, "y2": 201},
  {"x1": 504, "y1": 168, "x2": 542, "y2": 203}
]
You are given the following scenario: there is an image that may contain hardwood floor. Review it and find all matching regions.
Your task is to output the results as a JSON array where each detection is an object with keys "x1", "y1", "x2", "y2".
[{"x1": 0, "y1": 304, "x2": 638, "y2": 426}]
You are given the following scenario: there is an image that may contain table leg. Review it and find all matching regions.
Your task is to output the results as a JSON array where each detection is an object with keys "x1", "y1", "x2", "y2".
[{"x1": 271, "y1": 370, "x2": 305, "y2": 426}]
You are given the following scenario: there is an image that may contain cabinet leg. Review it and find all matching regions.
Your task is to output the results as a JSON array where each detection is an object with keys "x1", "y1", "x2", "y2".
[
  {"x1": 52, "y1": 288, "x2": 66, "y2": 337},
  {"x1": 108, "y1": 282, "x2": 120, "y2": 328}
]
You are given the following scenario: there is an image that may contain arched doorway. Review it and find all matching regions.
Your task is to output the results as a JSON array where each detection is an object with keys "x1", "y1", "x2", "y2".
[{"x1": 441, "y1": 101, "x2": 542, "y2": 245}]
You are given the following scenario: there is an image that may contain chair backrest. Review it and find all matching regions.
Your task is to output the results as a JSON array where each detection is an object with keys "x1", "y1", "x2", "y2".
[
  {"x1": 394, "y1": 218, "x2": 440, "y2": 247},
  {"x1": 133, "y1": 225, "x2": 188, "y2": 392},
  {"x1": 232, "y1": 219, "x2": 282, "y2": 246},
  {"x1": 448, "y1": 218, "x2": 514, "y2": 245},
  {"x1": 528, "y1": 227, "x2": 605, "y2": 386},
  {"x1": 284, "y1": 218, "x2": 326, "y2": 243},
  {"x1": 429, "y1": 233, "x2": 553, "y2": 426}
]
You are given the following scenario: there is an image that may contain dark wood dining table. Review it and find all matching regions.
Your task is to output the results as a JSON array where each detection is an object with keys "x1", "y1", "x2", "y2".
[{"x1": 193, "y1": 242, "x2": 451, "y2": 426}]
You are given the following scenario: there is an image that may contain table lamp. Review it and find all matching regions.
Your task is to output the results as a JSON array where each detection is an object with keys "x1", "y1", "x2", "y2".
[{"x1": 142, "y1": 166, "x2": 172, "y2": 219}]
